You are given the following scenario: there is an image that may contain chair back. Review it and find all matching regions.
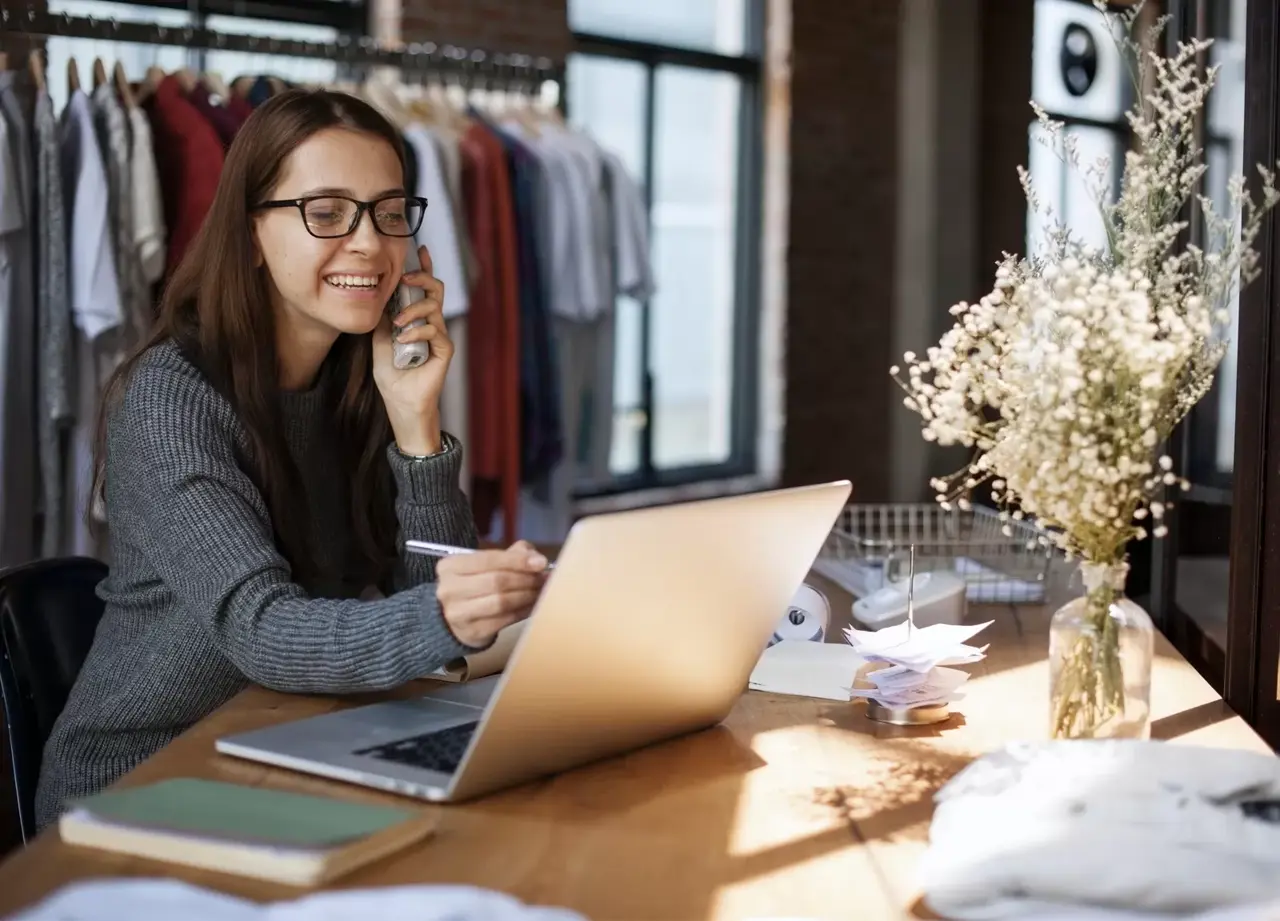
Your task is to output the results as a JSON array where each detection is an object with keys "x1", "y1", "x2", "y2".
[{"x1": 0, "y1": 557, "x2": 108, "y2": 843}]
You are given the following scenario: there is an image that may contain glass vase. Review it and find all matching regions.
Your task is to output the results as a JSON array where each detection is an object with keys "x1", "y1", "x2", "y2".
[{"x1": 1048, "y1": 561, "x2": 1155, "y2": 740}]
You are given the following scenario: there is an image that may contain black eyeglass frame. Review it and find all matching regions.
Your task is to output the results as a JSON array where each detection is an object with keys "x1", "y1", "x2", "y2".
[{"x1": 254, "y1": 194, "x2": 429, "y2": 238}]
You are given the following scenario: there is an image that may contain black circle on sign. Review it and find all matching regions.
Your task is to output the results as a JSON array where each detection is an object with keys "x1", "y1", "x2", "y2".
[{"x1": 1060, "y1": 22, "x2": 1098, "y2": 97}]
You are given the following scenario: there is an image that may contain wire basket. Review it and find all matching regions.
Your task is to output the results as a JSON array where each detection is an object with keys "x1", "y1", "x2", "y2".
[{"x1": 812, "y1": 503, "x2": 1056, "y2": 605}]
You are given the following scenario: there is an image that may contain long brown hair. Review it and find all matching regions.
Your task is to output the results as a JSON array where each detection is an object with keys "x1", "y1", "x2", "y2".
[{"x1": 92, "y1": 89, "x2": 405, "y2": 587}]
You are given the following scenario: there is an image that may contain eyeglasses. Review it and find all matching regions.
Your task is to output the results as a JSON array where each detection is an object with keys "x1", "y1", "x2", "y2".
[{"x1": 254, "y1": 194, "x2": 428, "y2": 239}]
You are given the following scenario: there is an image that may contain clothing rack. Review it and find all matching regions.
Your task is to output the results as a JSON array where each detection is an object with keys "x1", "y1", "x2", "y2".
[{"x1": 0, "y1": 4, "x2": 565, "y2": 91}]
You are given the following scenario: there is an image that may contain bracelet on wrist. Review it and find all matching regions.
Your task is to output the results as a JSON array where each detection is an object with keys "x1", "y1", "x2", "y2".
[{"x1": 395, "y1": 431, "x2": 453, "y2": 461}]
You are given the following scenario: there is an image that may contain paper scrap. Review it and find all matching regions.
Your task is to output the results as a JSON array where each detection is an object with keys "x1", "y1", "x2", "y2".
[
  {"x1": 749, "y1": 640, "x2": 865, "y2": 701},
  {"x1": 844, "y1": 620, "x2": 992, "y2": 673}
]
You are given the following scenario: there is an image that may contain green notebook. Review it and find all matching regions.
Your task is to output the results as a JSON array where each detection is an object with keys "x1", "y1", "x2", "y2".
[{"x1": 68, "y1": 777, "x2": 422, "y2": 849}]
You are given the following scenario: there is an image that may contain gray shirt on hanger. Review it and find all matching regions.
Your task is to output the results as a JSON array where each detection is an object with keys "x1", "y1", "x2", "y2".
[
  {"x1": 34, "y1": 339, "x2": 481, "y2": 828},
  {"x1": 34, "y1": 88, "x2": 75, "y2": 559},
  {"x1": 0, "y1": 73, "x2": 38, "y2": 568}
]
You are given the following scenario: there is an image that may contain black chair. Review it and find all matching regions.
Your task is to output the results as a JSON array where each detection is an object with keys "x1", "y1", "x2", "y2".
[{"x1": 0, "y1": 557, "x2": 108, "y2": 844}]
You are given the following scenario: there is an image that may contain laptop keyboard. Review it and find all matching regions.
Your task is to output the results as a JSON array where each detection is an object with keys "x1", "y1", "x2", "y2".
[{"x1": 353, "y1": 720, "x2": 480, "y2": 774}]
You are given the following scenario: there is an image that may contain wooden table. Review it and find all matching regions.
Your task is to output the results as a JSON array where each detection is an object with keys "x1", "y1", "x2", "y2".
[{"x1": 0, "y1": 573, "x2": 1269, "y2": 921}]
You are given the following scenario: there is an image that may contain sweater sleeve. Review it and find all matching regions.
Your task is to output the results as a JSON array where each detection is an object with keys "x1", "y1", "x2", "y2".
[
  {"x1": 105, "y1": 356, "x2": 474, "y2": 694},
  {"x1": 384, "y1": 432, "x2": 480, "y2": 594}
]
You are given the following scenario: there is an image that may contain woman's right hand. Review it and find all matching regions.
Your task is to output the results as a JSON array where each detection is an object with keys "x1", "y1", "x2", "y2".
[{"x1": 436, "y1": 541, "x2": 550, "y2": 647}]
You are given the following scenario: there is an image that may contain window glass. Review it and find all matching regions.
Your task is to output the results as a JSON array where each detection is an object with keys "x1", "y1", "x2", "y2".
[
  {"x1": 569, "y1": 0, "x2": 747, "y2": 57},
  {"x1": 650, "y1": 65, "x2": 741, "y2": 468}
]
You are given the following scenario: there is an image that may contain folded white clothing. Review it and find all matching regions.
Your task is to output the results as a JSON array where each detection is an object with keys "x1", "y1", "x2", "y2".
[
  {"x1": 918, "y1": 740, "x2": 1280, "y2": 920},
  {"x1": 5, "y1": 878, "x2": 589, "y2": 921}
]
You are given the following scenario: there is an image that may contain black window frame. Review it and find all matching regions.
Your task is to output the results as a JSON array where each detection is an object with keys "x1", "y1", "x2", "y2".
[{"x1": 566, "y1": 0, "x2": 767, "y2": 499}]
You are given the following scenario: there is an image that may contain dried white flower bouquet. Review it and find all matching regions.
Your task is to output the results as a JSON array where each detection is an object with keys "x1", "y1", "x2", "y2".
[{"x1": 894, "y1": 2, "x2": 1279, "y2": 738}]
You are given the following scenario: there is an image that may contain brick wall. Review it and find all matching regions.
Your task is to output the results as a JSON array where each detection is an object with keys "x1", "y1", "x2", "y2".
[
  {"x1": 399, "y1": 0, "x2": 571, "y2": 59},
  {"x1": 781, "y1": 1, "x2": 902, "y2": 497},
  {"x1": 977, "y1": 0, "x2": 1034, "y2": 283}
]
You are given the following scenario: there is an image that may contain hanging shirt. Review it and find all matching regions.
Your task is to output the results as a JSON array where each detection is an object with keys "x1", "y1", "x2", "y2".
[
  {"x1": 145, "y1": 75, "x2": 224, "y2": 276},
  {"x1": 602, "y1": 149, "x2": 656, "y2": 302},
  {"x1": 62, "y1": 88, "x2": 123, "y2": 342},
  {"x1": 34, "y1": 89, "x2": 74, "y2": 558},
  {"x1": 186, "y1": 83, "x2": 239, "y2": 149},
  {"x1": 506, "y1": 122, "x2": 611, "y2": 322},
  {"x1": 459, "y1": 121, "x2": 520, "y2": 541},
  {"x1": 489, "y1": 124, "x2": 562, "y2": 486},
  {"x1": 536, "y1": 126, "x2": 610, "y2": 320},
  {"x1": 92, "y1": 84, "x2": 149, "y2": 354},
  {"x1": 0, "y1": 76, "x2": 37, "y2": 568},
  {"x1": 403, "y1": 125, "x2": 469, "y2": 319},
  {"x1": 225, "y1": 93, "x2": 254, "y2": 127},
  {"x1": 62, "y1": 88, "x2": 124, "y2": 559},
  {"x1": 128, "y1": 106, "x2": 166, "y2": 288},
  {"x1": 426, "y1": 123, "x2": 479, "y2": 290}
]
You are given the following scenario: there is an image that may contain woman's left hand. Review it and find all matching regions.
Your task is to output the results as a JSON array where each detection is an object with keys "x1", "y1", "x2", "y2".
[{"x1": 373, "y1": 244, "x2": 453, "y2": 456}]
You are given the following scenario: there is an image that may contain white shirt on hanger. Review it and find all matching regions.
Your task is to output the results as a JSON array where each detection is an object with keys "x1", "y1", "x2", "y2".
[
  {"x1": 403, "y1": 125, "x2": 468, "y2": 319},
  {"x1": 128, "y1": 106, "x2": 166, "y2": 287},
  {"x1": 61, "y1": 89, "x2": 122, "y2": 341},
  {"x1": 61, "y1": 88, "x2": 123, "y2": 559}
]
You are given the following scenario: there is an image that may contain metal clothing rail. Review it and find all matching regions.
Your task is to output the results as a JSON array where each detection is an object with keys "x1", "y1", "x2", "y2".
[{"x1": 0, "y1": 4, "x2": 563, "y2": 87}]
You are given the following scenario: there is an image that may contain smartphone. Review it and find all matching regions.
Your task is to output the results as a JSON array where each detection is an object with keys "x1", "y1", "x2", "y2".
[{"x1": 390, "y1": 246, "x2": 431, "y2": 370}]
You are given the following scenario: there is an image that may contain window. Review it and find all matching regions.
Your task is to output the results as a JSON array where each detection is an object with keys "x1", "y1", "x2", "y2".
[
  {"x1": 567, "y1": 0, "x2": 763, "y2": 491},
  {"x1": 569, "y1": 0, "x2": 748, "y2": 57},
  {"x1": 1025, "y1": 0, "x2": 1130, "y2": 260},
  {"x1": 43, "y1": 0, "x2": 364, "y2": 111}
]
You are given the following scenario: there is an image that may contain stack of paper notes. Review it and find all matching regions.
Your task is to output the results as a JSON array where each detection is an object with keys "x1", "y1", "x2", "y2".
[{"x1": 843, "y1": 620, "x2": 992, "y2": 710}]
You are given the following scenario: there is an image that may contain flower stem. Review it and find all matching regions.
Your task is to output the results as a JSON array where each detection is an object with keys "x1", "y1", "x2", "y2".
[{"x1": 1051, "y1": 581, "x2": 1125, "y2": 738}]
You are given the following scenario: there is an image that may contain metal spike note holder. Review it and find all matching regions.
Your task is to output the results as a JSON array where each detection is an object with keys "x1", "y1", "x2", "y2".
[{"x1": 864, "y1": 544, "x2": 953, "y2": 726}]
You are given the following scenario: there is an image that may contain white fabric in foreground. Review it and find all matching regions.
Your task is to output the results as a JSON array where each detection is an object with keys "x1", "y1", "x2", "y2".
[
  {"x1": 5, "y1": 878, "x2": 589, "y2": 921},
  {"x1": 918, "y1": 740, "x2": 1280, "y2": 920}
]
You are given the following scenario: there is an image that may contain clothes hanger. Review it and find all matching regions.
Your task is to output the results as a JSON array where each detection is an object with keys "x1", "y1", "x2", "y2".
[
  {"x1": 231, "y1": 75, "x2": 255, "y2": 98},
  {"x1": 0, "y1": 53, "x2": 8, "y2": 73},
  {"x1": 361, "y1": 74, "x2": 411, "y2": 129},
  {"x1": 202, "y1": 70, "x2": 231, "y2": 100},
  {"x1": 28, "y1": 50, "x2": 45, "y2": 94},
  {"x1": 114, "y1": 61, "x2": 137, "y2": 110},
  {"x1": 67, "y1": 56, "x2": 81, "y2": 94},
  {"x1": 134, "y1": 65, "x2": 164, "y2": 105},
  {"x1": 92, "y1": 57, "x2": 108, "y2": 89},
  {"x1": 174, "y1": 67, "x2": 198, "y2": 94}
]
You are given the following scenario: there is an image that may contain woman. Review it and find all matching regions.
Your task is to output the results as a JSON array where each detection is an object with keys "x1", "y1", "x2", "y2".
[{"x1": 33, "y1": 89, "x2": 546, "y2": 828}]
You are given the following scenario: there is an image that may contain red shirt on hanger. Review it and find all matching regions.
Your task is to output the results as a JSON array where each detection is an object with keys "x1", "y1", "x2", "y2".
[
  {"x1": 145, "y1": 75, "x2": 224, "y2": 276},
  {"x1": 461, "y1": 121, "x2": 521, "y2": 542}
]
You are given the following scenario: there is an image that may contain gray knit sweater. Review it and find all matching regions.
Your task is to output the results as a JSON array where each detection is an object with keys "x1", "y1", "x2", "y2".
[{"x1": 34, "y1": 340, "x2": 479, "y2": 829}]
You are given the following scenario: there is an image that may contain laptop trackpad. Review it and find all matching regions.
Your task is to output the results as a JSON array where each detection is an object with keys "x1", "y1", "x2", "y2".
[{"x1": 423, "y1": 674, "x2": 499, "y2": 708}]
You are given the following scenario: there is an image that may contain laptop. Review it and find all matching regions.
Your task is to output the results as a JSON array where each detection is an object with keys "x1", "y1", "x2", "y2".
[{"x1": 214, "y1": 480, "x2": 852, "y2": 803}]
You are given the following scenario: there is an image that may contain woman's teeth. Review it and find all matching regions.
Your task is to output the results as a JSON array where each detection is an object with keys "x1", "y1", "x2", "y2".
[{"x1": 325, "y1": 274, "x2": 381, "y2": 289}]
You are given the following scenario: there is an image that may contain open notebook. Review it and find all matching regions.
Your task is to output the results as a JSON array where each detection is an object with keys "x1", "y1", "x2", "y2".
[{"x1": 427, "y1": 621, "x2": 527, "y2": 682}]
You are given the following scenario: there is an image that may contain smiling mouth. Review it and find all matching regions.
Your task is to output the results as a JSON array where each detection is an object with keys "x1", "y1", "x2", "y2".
[{"x1": 324, "y1": 273, "x2": 383, "y2": 290}]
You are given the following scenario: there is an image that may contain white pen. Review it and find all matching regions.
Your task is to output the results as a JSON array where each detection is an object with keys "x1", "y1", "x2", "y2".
[{"x1": 404, "y1": 540, "x2": 556, "y2": 570}]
